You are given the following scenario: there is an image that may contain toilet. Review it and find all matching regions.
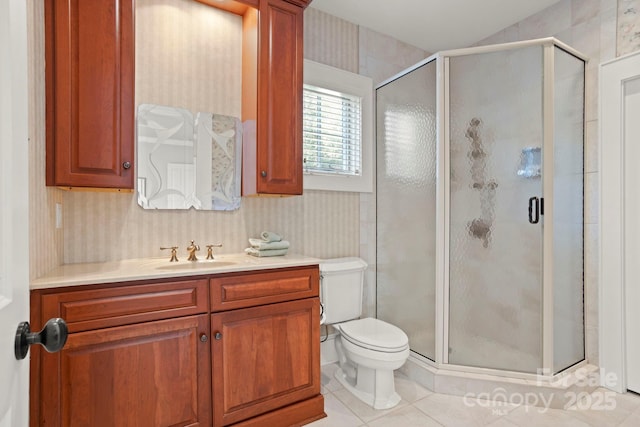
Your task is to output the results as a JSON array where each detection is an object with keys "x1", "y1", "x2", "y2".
[{"x1": 319, "y1": 258, "x2": 410, "y2": 410}]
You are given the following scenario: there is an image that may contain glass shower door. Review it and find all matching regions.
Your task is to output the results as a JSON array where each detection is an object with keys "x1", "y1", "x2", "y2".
[
  {"x1": 376, "y1": 60, "x2": 437, "y2": 361},
  {"x1": 448, "y1": 46, "x2": 544, "y2": 373}
]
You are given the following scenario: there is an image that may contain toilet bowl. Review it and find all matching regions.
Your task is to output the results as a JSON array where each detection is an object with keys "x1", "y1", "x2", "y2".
[
  {"x1": 319, "y1": 258, "x2": 410, "y2": 410},
  {"x1": 333, "y1": 317, "x2": 409, "y2": 409}
]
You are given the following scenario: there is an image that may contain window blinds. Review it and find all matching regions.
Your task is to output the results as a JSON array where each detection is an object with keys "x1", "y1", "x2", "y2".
[{"x1": 302, "y1": 84, "x2": 362, "y2": 176}]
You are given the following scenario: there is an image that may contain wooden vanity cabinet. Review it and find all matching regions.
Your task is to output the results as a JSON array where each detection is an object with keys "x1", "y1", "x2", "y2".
[
  {"x1": 30, "y1": 279, "x2": 211, "y2": 427},
  {"x1": 45, "y1": 0, "x2": 135, "y2": 189},
  {"x1": 210, "y1": 266, "x2": 322, "y2": 426},
  {"x1": 30, "y1": 266, "x2": 324, "y2": 427}
]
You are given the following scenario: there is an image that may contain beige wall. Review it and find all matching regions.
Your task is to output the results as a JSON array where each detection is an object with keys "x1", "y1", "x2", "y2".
[
  {"x1": 26, "y1": 3, "x2": 425, "y2": 292},
  {"x1": 28, "y1": 1, "x2": 63, "y2": 280}
]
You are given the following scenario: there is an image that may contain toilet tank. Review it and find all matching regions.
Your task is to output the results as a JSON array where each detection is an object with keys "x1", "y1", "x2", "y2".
[{"x1": 319, "y1": 257, "x2": 367, "y2": 324}]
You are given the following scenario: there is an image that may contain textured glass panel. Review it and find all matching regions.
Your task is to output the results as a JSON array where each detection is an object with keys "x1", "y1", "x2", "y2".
[
  {"x1": 448, "y1": 47, "x2": 544, "y2": 373},
  {"x1": 553, "y1": 48, "x2": 585, "y2": 373},
  {"x1": 376, "y1": 61, "x2": 437, "y2": 361}
]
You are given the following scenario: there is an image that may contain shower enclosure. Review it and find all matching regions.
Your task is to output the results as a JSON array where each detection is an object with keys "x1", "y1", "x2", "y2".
[{"x1": 376, "y1": 38, "x2": 585, "y2": 377}]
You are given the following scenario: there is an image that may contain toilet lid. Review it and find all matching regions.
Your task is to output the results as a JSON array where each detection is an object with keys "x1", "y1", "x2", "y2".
[{"x1": 339, "y1": 318, "x2": 409, "y2": 352}]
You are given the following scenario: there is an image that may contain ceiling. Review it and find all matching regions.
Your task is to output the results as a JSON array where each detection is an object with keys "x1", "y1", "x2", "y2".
[{"x1": 309, "y1": 0, "x2": 564, "y2": 53}]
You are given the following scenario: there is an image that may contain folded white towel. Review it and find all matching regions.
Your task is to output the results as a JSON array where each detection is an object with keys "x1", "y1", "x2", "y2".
[
  {"x1": 260, "y1": 231, "x2": 282, "y2": 242},
  {"x1": 248, "y1": 238, "x2": 290, "y2": 250},
  {"x1": 245, "y1": 247, "x2": 288, "y2": 257}
]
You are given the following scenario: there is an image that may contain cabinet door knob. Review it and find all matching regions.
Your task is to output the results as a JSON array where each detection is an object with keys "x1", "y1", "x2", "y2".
[
  {"x1": 200, "y1": 334, "x2": 208, "y2": 343},
  {"x1": 261, "y1": 170, "x2": 267, "y2": 178},
  {"x1": 214, "y1": 332, "x2": 222, "y2": 340},
  {"x1": 122, "y1": 161, "x2": 131, "y2": 170}
]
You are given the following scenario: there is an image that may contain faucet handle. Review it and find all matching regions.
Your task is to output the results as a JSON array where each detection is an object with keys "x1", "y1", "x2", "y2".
[
  {"x1": 160, "y1": 246, "x2": 179, "y2": 262},
  {"x1": 205, "y1": 243, "x2": 223, "y2": 260},
  {"x1": 186, "y1": 240, "x2": 201, "y2": 261}
]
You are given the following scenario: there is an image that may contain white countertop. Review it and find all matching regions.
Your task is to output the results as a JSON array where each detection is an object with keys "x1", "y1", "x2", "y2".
[{"x1": 31, "y1": 253, "x2": 321, "y2": 290}]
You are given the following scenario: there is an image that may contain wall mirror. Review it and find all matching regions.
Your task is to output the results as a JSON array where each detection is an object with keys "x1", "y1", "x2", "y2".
[
  {"x1": 135, "y1": 0, "x2": 258, "y2": 210},
  {"x1": 137, "y1": 104, "x2": 242, "y2": 210}
]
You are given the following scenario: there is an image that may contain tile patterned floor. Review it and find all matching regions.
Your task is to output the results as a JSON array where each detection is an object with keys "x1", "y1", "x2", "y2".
[{"x1": 308, "y1": 363, "x2": 640, "y2": 427}]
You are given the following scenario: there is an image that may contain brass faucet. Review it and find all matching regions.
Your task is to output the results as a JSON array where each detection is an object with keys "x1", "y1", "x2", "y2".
[
  {"x1": 186, "y1": 240, "x2": 200, "y2": 261},
  {"x1": 160, "y1": 246, "x2": 179, "y2": 262},
  {"x1": 205, "y1": 243, "x2": 223, "y2": 260}
]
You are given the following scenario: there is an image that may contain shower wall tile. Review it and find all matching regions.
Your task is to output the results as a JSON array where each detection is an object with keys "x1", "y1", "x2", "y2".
[
  {"x1": 601, "y1": 5, "x2": 619, "y2": 62},
  {"x1": 618, "y1": 0, "x2": 640, "y2": 56},
  {"x1": 584, "y1": 172, "x2": 599, "y2": 225},
  {"x1": 574, "y1": 0, "x2": 603, "y2": 26},
  {"x1": 586, "y1": 68, "x2": 600, "y2": 123},
  {"x1": 518, "y1": 1, "x2": 572, "y2": 41},
  {"x1": 477, "y1": 24, "x2": 520, "y2": 46},
  {"x1": 584, "y1": 224, "x2": 600, "y2": 330},
  {"x1": 586, "y1": 326, "x2": 600, "y2": 366},
  {"x1": 359, "y1": 27, "x2": 430, "y2": 86},
  {"x1": 585, "y1": 120, "x2": 599, "y2": 173},
  {"x1": 573, "y1": 17, "x2": 602, "y2": 66}
]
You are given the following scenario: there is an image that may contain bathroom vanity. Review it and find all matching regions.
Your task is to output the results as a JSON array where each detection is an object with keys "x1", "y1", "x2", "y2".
[{"x1": 29, "y1": 256, "x2": 324, "y2": 426}]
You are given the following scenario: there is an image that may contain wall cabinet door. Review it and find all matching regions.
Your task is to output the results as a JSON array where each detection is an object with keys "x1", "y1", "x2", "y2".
[
  {"x1": 243, "y1": 0, "x2": 306, "y2": 196},
  {"x1": 211, "y1": 298, "x2": 320, "y2": 426},
  {"x1": 45, "y1": 0, "x2": 134, "y2": 189},
  {"x1": 36, "y1": 315, "x2": 211, "y2": 426}
]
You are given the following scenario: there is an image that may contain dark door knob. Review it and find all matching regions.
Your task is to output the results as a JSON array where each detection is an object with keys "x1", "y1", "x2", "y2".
[
  {"x1": 122, "y1": 161, "x2": 131, "y2": 170},
  {"x1": 15, "y1": 318, "x2": 68, "y2": 360},
  {"x1": 261, "y1": 170, "x2": 267, "y2": 178}
]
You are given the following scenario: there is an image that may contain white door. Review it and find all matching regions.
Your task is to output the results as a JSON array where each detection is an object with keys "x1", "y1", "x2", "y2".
[
  {"x1": 625, "y1": 76, "x2": 640, "y2": 394},
  {"x1": 600, "y1": 50, "x2": 640, "y2": 393},
  {"x1": 0, "y1": 0, "x2": 30, "y2": 425}
]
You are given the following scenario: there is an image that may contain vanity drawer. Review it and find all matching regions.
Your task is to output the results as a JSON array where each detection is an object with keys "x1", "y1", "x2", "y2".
[
  {"x1": 210, "y1": 266, "x2": 319, "y2": 311},
  {"x1": 35, "y1": 279, "x2": 209, "y2": 333}
]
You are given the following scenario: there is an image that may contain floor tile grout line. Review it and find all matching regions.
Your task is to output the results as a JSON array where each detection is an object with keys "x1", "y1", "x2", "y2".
[{"x1": 325, "y1": 389, "x2": 368, "y2": 426}]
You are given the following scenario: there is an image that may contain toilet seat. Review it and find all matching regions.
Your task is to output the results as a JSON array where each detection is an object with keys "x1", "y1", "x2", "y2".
[{"x1": 338, "y1": 317, "x2": 409, "y2": 353}]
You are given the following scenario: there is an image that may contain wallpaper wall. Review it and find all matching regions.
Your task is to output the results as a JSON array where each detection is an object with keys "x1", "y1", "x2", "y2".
[
  {"x1": 26, "y1": 2, "x2": 425, "y2": 297},
  {"x1": 27, "y1": 0, "x2": 63, "y2": 280}
]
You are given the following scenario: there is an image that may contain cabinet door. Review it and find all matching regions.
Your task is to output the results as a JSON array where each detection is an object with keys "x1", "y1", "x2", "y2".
[
  {"x1": 45, "y1": 0, "x2": 134, "y2": 188},
  {"x1": 211, "y1": 298, "x2": 320, "y2": 426},
  {"x1": 37, "y1": 315, "x2": 211, "y2": 426},
  {"x1": 254, "y1": 0, "x2": 304, "y2": 195}
]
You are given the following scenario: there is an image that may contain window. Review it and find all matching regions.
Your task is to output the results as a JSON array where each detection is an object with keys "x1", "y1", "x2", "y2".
[{"x1": 303, "y1": 60, "x2": 373, "y2": 192}]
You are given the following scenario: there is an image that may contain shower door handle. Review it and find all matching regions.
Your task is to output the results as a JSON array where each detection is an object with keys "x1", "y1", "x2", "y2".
[{"x1": 528, "y1": 197, "x2": 540, "y2": 224}]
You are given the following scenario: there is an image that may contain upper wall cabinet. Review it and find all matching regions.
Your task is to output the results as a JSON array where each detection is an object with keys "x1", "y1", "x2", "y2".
[
  {"x1": 45, "y1": 0, "x2": 135, "y2": 189},
  {"x1": 45, "y1": 0, "x2": 311, "y2": 194},
  {"x1": 242, "y1": 0, "x2": 309, "y2": 196}
]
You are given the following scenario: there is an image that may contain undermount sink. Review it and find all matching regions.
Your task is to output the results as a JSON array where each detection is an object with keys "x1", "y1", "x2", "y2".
[{"x1": 155, "y1": 260, "x2": 237, "y2": 271}]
